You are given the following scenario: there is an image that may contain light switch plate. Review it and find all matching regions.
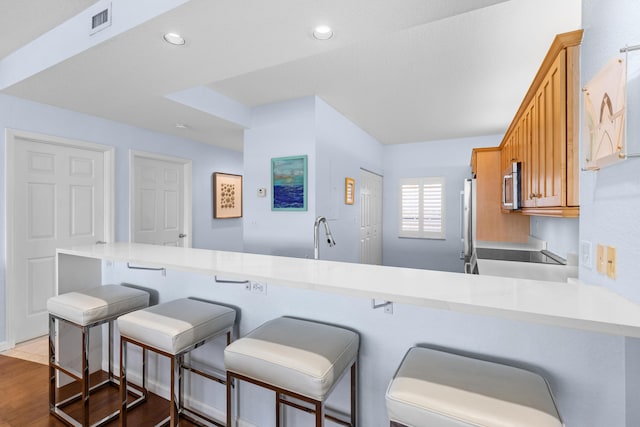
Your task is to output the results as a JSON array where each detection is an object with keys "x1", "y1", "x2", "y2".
[
  {"x1": 607, "y1": 246, "x2": 616, "y2": 279},
  {"x1": 596, "y1": 244, "x2": 606, "y2": 274}
]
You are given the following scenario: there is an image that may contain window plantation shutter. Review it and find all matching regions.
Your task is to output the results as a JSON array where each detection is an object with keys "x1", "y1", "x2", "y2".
[
  {"x1": 401, "y1": 182, "x2": 420, "y2": 233},
  {"x1": 399, "y1": 177, "x2": 445, "y2": 239}
]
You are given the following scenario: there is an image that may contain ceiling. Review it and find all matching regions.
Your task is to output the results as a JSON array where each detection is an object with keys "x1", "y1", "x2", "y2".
[{"x1": 0, "y1": 0, "x2": 581, "y2": 152}]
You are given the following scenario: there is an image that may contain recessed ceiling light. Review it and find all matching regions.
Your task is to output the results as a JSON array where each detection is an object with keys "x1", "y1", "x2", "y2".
[
  {"x1": 163, "y1": 32, "x2": 185, "y2": 46},
  {"x1": 175, "y1": 123, "x2": 189, "y2": 129},
  {"x1": 313, "y1": 25, "x2": 333, "y2": 40}
]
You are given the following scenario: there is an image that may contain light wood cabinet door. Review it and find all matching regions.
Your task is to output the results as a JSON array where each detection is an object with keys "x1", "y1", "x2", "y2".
[
  {"x1": 522, "y1": 102, "x2": 536, "y2": 208},
  {"x1": 532, "y1": 50, "x2": 566, "y2": 207}
]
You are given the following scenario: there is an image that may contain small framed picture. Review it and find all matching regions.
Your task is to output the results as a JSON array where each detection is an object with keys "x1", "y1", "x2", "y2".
[
  {"x1": 213, "y1": 172, "x2": 242, "y2": 218},
  {"x1": 345, "y1": 177, "x2": 355, "y2": 205},
  {"x1": 271, "y1": 155, "x2": 308, "y2": 211}
]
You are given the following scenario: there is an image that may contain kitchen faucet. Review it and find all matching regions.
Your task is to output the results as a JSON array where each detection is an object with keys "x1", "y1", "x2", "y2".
[{"x1": 314, "y1": 216, "x2": 336, "y2": 259}]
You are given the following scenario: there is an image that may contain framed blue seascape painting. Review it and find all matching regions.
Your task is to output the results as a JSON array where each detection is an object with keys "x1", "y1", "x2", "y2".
[{"x1": 271, "y1": 155, "x2": 307, "y2": 211}]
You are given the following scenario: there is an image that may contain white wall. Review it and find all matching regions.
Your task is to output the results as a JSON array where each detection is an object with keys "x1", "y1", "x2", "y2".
[
  {"x1": 0, "y1": 94, "x2": 243, "y2": 343},
  {"x1": 315, "y1": 97, "x2": 383, "y2": 263},
  {"x1": 382, "y1": 135, "x2": 502, "y2": 272},
  {"x1": 579, "y1": 2, "x2": 640, "y2": 424},
  {"x1": 242, "y1": 96, "x2": 317, "y2": 258},
  {"x1": 579, "y1": 0, "x2": 640, "y2": 303},
  {"x1": 242, "y1": 96, "x2": 384, "y2": 262},
  {"x1": 531, "y1": 217, "x2": 579, "y2": 259}
]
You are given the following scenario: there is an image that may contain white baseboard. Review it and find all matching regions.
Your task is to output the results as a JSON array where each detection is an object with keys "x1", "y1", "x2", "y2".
[{"x1": 0, "y1": 340, "x2": 10, "y2": 352}]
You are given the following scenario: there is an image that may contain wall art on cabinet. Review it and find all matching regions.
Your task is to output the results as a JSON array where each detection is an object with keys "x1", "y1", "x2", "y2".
[
  {"x1": 271, "y1": 155, "x2": 307, "y2": 211},
  {"x1": 213, "y1": 172, "x2": 242, "y2": 218},
  {"x1": 345, "y1": 177, "x2": 355, "y2": 205},
  {"x1": 583, "y1": 56, "x2": 626, "y2": 170}
]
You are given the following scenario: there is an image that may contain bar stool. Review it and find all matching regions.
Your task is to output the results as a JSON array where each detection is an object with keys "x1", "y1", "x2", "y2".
[
  {"x1": 224, "y1": 316, "x2": 359, "y2": 426},
  {"x1": 117, "y1": 297, "x2": 236, "y2": 426},
  {"x1": 47, "y1": 284, "x2": 150, "y2": 427},
  {"x1": 386, "y1": 347, "x2": 563, "y2": 427}
]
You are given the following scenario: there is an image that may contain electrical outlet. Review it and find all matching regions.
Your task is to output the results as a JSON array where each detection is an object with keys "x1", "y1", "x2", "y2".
[
  {"x1": 596, "y1": 244, "x2": 607, "y2": 274},
  {"x1": 251, "y1": 281, "x2": 267, "y2": 296},
  {"x1": 580, "y1": 240, "x2": 592, "y2": 269},
  {"x1": 607, "y1": 246, "x2": 616, "y2": 279}
]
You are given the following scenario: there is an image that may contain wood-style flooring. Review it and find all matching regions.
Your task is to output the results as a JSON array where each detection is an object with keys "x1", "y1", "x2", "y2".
[{"x1": 0, "y1": 354, "x2": 201, "y2": 426}]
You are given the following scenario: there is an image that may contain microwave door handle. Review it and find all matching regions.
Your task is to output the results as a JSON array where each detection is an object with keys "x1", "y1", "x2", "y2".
[
  {"x1": 460, "y1": 190, "x2": 464, "y2": 241},
  {"x1": 512, "y1": 172, "x2": 519, "y2": 210},
  {"x1": 502, "y1": 174, "x2": 510, "y2": 206}
]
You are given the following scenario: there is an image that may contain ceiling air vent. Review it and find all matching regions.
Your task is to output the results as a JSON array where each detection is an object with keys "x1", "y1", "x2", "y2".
[{"x1": 90, "y1": 2, "x2": 112, "y2": 35}]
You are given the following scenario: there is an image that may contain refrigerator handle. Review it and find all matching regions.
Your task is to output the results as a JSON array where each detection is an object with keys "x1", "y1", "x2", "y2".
[{"x1": 460, "y1": 190, "x2": 465, "y2": 241}]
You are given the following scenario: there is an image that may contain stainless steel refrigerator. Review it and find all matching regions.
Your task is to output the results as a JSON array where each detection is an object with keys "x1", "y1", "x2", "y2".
[{"x1": 461, "y1": 178, "x2": 477, "y2": 273}]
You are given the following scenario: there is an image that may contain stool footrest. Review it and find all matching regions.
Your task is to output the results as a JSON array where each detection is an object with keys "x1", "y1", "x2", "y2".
[
  {"x1": 55, "y1": 378, "x2": 114, "y2": 408},
  {"x1": 278, "y1": 396, "x2": 353, "y2": 427},
  {"x1": 51, "y1": 378, "x2": 146, "y2": 427},
  {"x1": 178, "y1": 407, "x2": 226, "y2": 427},
  {"x1": 182, "y1": 360, "x2": 226, "y2": 385},
  {"x1": 49, "y1": 360, "x2": 84, "y2": 384}
]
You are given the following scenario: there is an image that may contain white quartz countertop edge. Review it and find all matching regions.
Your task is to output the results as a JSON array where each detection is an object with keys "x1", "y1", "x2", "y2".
[{"x1": 57, "y1": 243, "x2": 640, "y2": 338}]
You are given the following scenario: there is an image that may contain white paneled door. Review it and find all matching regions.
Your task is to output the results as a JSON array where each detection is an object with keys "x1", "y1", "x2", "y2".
[
  {"x1": 131, "y1": 153, "x2": 191, "y2": 247},
  {"x1": 360, "y1": 169, "x2": 383, "y2": 265},
  {"x1": 10, "y1": 134, "x2": 110, "y2": 343}
]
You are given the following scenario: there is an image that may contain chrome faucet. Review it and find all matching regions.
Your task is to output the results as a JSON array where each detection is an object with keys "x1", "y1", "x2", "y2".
[{"x1": 314, "y1": 216, "x2": 336, "y2": 259}]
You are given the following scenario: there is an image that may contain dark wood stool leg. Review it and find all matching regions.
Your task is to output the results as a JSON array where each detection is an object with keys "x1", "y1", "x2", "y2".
[{"x1": 315, "y1": 400, "x2": 323, "y2": 427}]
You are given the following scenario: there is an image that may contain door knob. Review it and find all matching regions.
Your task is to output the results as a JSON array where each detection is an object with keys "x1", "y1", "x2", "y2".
[{"x1": 179, "y1": 233, "x2": 187, "y2": 238}]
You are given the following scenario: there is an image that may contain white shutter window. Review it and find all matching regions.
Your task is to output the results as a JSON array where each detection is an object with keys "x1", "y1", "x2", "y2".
[{"x1": 399, "y1": 177, "x2": 445, "y2": 239}]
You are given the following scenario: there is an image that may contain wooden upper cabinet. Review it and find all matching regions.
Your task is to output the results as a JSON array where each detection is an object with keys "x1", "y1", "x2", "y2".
[
  {"x1": 532, "y1": 50, "x2": 566, "y2": 207},
  {"x1": 473, "y1": 148, "x2": 530, "y2": 243},
  {"x1": 499, "y1": 30, "x2": 582, "y2": 217},
  {"x1": 522, "y1": 102, "x2": 536, "y2": 208}
]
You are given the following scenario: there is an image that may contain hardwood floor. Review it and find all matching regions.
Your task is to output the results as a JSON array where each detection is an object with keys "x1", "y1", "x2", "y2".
[{"x1": 0, "y1": 355, "x2": 201, "y2": 426}]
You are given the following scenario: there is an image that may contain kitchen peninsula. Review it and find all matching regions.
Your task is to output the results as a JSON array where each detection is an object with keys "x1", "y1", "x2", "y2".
[{"x1": 57, "y1": 243, "x2": 640, "y2": 425}]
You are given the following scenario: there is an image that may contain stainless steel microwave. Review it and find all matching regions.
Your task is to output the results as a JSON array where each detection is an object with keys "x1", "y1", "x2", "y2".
[{"x1": 502, "y1": 162, "x2": 522, "y2": 210}]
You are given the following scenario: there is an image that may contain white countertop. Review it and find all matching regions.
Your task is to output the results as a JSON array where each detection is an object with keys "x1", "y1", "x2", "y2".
[{"x1": 58, "y1": 242, "x2": 640, "y2": 338}]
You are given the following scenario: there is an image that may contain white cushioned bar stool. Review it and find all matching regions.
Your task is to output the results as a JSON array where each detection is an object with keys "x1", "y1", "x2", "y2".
[
  {"x1": 224, "y1": 316, "x2": 360, "y2": 427},
  {"x1": 47, "y1": 284, "x2": 150, "y2": 427},
  {"x1": 386, "y1": 347, "x2": 563, "y2": 427},
  {"x1": 117, "y1": 297, "x2": 237, "y2": 426}
]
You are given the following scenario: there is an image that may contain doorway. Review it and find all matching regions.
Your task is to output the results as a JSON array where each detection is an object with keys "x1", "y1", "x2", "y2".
[
  {"x1": 130, "y1": 151, "x2": 192, "y2": 247},
  {"x1": 359, "y1": 169, "x2": 383, "y2": 265},
  {"x1": 5, "y1": 130, "x2": 114, "y2": 346}
]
